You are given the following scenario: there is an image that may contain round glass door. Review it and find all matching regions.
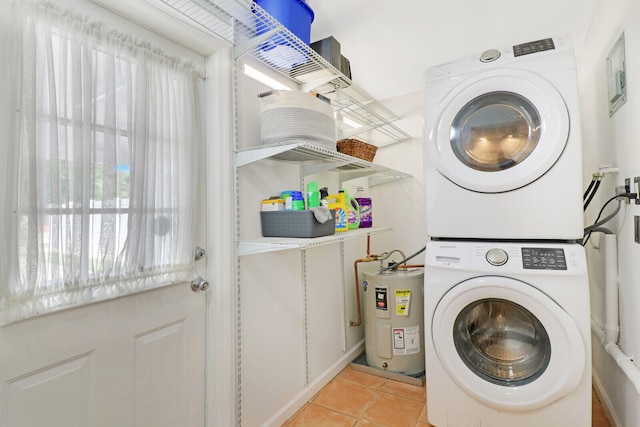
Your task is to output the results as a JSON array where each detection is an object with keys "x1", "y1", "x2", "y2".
[
  {"x1": 453, "y1": 298, "x2": 551, "y2": 387},
  {"x1": 450, "y1": 92, "x2": 541, "y2": 172},
  {"x1": 426, "y1": 69, "x2": 569, "y2": 193},
  {"x1": 431, "y1": 276, "x2": 585, "y2": 411}
]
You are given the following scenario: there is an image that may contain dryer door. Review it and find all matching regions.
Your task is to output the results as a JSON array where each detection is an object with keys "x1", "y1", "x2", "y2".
[
  {"x1": 431, "y1": 276, "x2": 585, "y2": 412},
  {"x1": 426, "y1": 69, "x2": 569, "y2": 193}
]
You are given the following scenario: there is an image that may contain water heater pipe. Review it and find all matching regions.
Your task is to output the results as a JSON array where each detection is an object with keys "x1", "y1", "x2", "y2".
[
  {"x1": 590, "y1": 234, "x2": 640, "y2": 395},
  {"x1": 350, "y1": 235, "x2": 380, "y2": 327}
]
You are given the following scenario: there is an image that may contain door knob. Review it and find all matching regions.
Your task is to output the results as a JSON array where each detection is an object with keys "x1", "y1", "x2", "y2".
[
  {"x1": 194, "y1": 246, "x2": 206, "y2": 261},
  {"x1": 191, "y1": 277, "x2": 209, "y2": 292}
]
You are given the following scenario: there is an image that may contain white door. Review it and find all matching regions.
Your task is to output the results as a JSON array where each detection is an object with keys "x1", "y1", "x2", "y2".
[
  {"x1": 0, "y1": 1, "x2": 216, "y2": 425},
  {"x1": 0, "y1": 279, "x2": 207, "y2": 427},
  {"x1": 426, "y1": 69, "x2": 569, "y2": 193}
]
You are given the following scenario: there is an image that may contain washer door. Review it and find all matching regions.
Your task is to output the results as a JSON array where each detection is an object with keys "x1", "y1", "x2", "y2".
[
  {"x1": 431, "y1": 276, "x2": 585, "y2": 411},
  {"x1": 427, "y1": 69, "x2": 569, "y2": 193}
]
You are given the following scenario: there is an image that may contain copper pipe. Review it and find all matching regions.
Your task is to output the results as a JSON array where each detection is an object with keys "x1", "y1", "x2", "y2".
[
  {"x1": 350, "y1": 235, "x2": 380, "y2": 327},
  {"x1": 395, "y1": 264, "x2": 424, "y2": 269}
]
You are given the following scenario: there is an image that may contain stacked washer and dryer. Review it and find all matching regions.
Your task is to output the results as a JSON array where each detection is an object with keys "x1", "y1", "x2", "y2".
[{"x1": 422, "y1": 36, "x2": 591, "y2": 426}]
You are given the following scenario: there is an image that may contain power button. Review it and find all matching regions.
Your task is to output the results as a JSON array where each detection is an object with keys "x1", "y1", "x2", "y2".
[
  {"x1": 480, "y1": 49, "x2": 501, "y2": 63},
  {"x1": 486, "y1": 248, "x2": 508, "y2": 266}
]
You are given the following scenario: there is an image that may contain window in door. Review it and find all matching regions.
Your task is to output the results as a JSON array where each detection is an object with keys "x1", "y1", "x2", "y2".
[{"x1": 0, "y1": 0, "x2": 204, "y2": 325}]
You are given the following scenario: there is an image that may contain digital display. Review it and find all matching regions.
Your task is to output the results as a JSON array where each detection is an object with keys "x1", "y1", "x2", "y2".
[
  {"x1": 513, "y1": 38, "x2": 555, "y2": 57},
  {"x1": 521, "y1": 247, "x2": 567, "y2": 270}
]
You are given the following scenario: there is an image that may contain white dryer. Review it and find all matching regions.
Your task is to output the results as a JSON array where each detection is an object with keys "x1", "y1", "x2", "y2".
[
  {"x1": 423, "y1": 36, "x2": 584, "y2": 240},
  {"x1": 424, "y1": 240, "x2": 591, "y2": 427}
]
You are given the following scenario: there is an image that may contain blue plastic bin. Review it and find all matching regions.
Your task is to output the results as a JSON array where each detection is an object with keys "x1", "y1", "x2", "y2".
[{"x1": 255, "y1": 0, "x2": 315, "y2": 45}]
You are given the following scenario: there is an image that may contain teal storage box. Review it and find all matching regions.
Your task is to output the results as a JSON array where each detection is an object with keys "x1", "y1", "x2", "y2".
[{"x1": 260, "y1": 210, "x2": 335, "y2": 238}]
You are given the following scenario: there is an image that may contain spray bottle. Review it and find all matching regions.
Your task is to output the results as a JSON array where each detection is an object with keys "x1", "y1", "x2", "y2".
[{"x1": 320, "y1": 187, "x2": 329, "y2": 207}]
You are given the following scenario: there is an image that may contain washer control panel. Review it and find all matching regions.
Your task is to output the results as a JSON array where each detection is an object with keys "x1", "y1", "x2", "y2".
[
  {"x1": 521, "y1": 247, "x2": 567, "y2": 270},
  {"x1": 427, "y1": 241, "x2": 585, "y2": 273}
]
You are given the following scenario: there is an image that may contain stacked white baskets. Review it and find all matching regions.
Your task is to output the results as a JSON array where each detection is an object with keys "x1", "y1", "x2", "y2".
[{"x1": 259, "y1": 90, "x2": 336, "y2": 151}]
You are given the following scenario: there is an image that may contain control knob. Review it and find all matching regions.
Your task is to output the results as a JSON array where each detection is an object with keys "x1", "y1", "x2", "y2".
[
  {"x1": 480, "y1": 49, "x2": 501, "y2": 62},
  {"x1": 486, "y1": 248, "x2": 508, "y2": 266}
]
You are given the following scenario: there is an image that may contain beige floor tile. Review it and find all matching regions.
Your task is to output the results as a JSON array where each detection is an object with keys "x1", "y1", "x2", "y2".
[
  {"x1": 313, "y1": 378, "x2": 377, "y2": 418},
  {"x1": 381, "y1": 379, "x2": 426, "y2": 402},
  {"x1": 285, "y1": 365, "x2": 610, "y2": 427},
  {"x1": 337, "y1": 366, "x2": 386, "y2": 389},
  {"x1": 592, "y1": 389, "x2": 611, "y2": 427},
  {"x1": 361, "y1": 392, "x2": 424, "y2": 427},
  {"x1": 285, "y1": 403, "x2": 357, "y2": 427},
  {"x1": 282, "y1": 403, "x2": 309, "y2": 426},
  {"x1": 417, "y1": 403, "x2": 428, "y2": 424}
]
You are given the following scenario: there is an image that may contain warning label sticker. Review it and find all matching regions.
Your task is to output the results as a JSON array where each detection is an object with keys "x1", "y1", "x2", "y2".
[
  {"x1": 375, "y1": 287, "x2": 388, "y2": 311},
  {"x1": 392, "y1": 325, "x2": 420, "y2": 355},
  {"x1": 395, "y1": 289, "x2": 411, "y2": 316}
]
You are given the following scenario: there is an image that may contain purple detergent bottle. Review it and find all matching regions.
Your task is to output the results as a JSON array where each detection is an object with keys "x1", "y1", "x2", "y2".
[{"x1": 354, "y1": 186, "x2": 372, "y2": 228}]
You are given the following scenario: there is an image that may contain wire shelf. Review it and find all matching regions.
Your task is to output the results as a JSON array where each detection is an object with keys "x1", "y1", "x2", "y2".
[
  {"x1": 157, "y1": 0, "x2": 411, "y2": 146},
  {"x1": 236, "y1": 141, "x2": 412, "y2": 186},
  {"x1": 237, "y1": 226, "x2": 392, "y2": 256}
]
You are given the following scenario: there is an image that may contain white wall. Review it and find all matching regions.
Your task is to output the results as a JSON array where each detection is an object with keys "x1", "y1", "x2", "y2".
[
  {"x1": 308, "y1": 0, "x2": 598, "y2": 101},
  {"x1": 579, "y1": 0, "x2": 640, "y2": 426}
]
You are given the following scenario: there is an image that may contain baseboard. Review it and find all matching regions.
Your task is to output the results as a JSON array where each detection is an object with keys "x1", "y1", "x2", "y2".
[
  {"x1": 592, "y1": 368, "x2": 622, "y2": 427},
  {"x1": 263, "y1": 340, "x2": 365, "y2": 427}
]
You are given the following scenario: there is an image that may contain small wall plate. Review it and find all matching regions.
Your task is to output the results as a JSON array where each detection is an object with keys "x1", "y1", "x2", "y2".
[{"x1": 607, "y1": 33, "x2": 627, "y2": 117}]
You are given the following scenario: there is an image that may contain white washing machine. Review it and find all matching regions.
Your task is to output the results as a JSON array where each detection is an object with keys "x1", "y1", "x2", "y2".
[
  {"x1": 424, "y1": 240, "x2": 591, "y2": 427},
  {"x1": 423, "y1": 36, "x2": 584, "y2": 240}
]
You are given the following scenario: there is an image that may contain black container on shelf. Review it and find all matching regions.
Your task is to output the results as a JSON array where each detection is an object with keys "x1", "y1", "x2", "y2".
[
  {"x1": 310, "y1": 36, "x2": 352, "y2": 79},
  {"x1": 311, "y1": 36, "x2": 342, "y2": 69}
]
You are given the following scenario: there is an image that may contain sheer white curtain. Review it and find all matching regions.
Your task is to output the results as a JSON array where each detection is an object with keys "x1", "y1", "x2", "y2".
[{"x1": 0, "y1": 0, "x2": 204, "y2": 325}]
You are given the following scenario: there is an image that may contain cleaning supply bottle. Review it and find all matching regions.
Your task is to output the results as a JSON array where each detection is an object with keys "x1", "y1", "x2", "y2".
[
  {"x1": 327, "y1": 191, "x2": 348, "y2": 232},
  {"x1": 306, "y1": 181, "x2": 320, "y2": 208},
  {"x1": 342, "y1": 188, "x2": 360, "y2": 230},
  {"x1": 319, "y1": 187, "x2": 329, "y2": 207},
  {"x1": 291, "y1": 191, "x2": 305, "y2": 210},
  {"x1": 281, "y1": 190, "x2": 294, "y2": 210},
  {"x1": 354, "y1": 186, "x2": 372, "y2": 228}
]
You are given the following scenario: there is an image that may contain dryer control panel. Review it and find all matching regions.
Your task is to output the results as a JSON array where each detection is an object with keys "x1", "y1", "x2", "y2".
[{"x1": 513, "y1": 38, "x2": 556, "y2": 57}]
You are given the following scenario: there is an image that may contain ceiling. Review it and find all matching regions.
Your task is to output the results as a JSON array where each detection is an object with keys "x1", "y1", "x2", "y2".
[{"x1": 307, "y1": 0, "x2": 599, "y2": 102}]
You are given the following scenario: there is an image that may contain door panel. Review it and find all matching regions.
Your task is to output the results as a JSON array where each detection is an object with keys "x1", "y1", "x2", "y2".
[
  {"x1": 7, "y1": 355, "x2": 92, "y2": 427},
  {"x1": 0, "y1": 283, "x2": 206, "y2": 427},
  {"x1": 135, "y1": 321, "x2": 191, "y2": 427}
]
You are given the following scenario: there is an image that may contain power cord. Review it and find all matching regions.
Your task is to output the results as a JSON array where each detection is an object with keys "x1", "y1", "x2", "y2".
[
  {"x1": 381, "y1": 246, "x2": 426, "y2": 272},
  {"x1": 583, "y1": 192, "x2": 636, "y2": 246}
]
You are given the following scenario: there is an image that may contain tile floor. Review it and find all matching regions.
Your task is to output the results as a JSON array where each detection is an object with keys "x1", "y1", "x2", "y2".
[{"x1": 283, "y1": 365, "x2": 612, "y2": 427}]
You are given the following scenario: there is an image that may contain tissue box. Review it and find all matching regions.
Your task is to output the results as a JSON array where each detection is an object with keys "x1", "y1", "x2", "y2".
[
  {"x1": 261, "y1": 199, "x2": 285, "y2": 211},
  {"x1": 260, "y1": 210, "x2": 335, "y2": 238}
]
